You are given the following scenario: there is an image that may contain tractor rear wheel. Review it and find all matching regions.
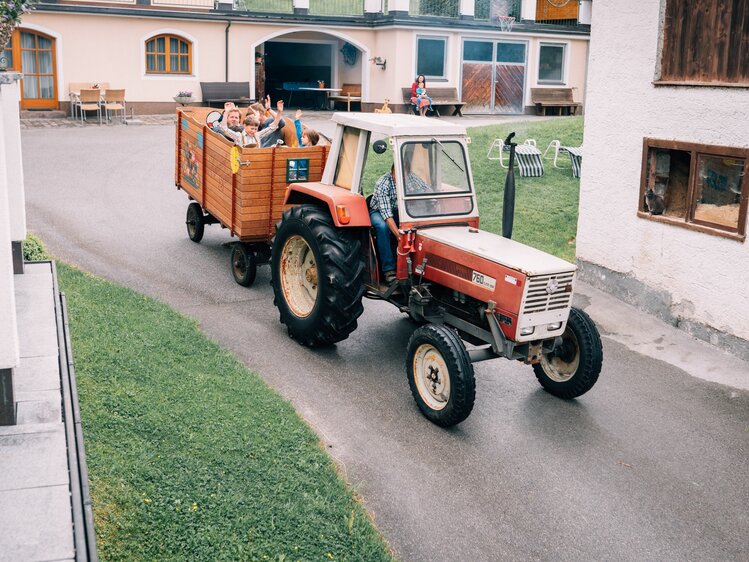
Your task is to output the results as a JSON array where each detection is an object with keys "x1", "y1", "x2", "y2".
[
  {"x1": 271, "y1": 205, "x2": 365, "y2": 347},
  {"x1": 406, "y1": 324, "x2": 476, "y2": 427},
  {"x1": 533, "y1": 307, "x2": 603, "y2": 398},
  {"x1": 186, "y1": 202, "x2": 204, "y2": 243}
]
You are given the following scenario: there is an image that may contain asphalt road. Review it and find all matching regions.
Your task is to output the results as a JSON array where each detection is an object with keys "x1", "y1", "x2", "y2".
[{"x1": 22, "y1": 123, "x2": 749, "y2": 561}]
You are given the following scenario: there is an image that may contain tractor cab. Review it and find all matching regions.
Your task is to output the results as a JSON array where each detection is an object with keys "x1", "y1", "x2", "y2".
[{"x1": 323, "y1": 112, "x2": 479, "y2": 229}]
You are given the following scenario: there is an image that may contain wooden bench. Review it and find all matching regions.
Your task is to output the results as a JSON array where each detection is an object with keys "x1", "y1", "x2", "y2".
[
  {"x1": 199, "y1": 81, "x2": 253, "y2": 107},
  {"x1": 401, "y1": 87, "x2": 464, "y2": 117},
  {"x1": 530, "y1": 88, "x2": 581, "y2": 116},
  {"x1": 328, "y1": 84, "x2": 361, "y2": 111}
]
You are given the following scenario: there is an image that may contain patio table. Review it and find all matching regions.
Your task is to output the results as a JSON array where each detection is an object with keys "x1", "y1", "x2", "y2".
[{"x1": 297, "y1": 87, "x2": 342, "y2": 110}]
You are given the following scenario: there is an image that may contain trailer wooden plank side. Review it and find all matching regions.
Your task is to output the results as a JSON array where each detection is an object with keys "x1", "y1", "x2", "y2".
[{"x1": 175, "y1": 107, "x2": 327, "y2": 243}]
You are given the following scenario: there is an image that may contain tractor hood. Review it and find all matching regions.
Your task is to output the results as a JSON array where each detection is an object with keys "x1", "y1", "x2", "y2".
[{"x1": 416, "y1": 226, "x2": 576, "y2": 277}]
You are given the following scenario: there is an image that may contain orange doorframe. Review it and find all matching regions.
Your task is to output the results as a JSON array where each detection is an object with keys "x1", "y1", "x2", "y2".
[{"x1": 13, "y1": 29, "x2": 59, "y2": 110}]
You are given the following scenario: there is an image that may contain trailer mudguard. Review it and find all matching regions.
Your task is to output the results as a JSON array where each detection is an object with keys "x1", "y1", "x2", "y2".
[{"x1": 285, "y1": 183, "x2": 371, "y2": 228}]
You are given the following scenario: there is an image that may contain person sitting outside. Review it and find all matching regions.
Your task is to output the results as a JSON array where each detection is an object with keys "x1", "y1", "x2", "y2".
[
  {"x1": 294, "y1": 110, "x2": 321, "y2": 147},
  {"x1": 213, "y1": 102, "x2": 244, "y2": 143},
  {"x1": 369, "y1": 162, "x2": 430, "y2": 284},
  {"x1": 256, "y1": 95, "x2": 289, "y2": 147},
  {"x1": 410, "y1": 75, "x2": 431, "y2": 117},
  {"x1": 241, "y1": 100, "x2": 284, "y2": 147}
]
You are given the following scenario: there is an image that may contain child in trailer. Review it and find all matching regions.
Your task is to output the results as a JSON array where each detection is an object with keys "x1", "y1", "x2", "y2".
[
  {"x1": 293, "y1": 110, "x2": 321, "y2": 147},
  {"x1": 241, "y1": 100, "x2": 284, "y2": 148}
]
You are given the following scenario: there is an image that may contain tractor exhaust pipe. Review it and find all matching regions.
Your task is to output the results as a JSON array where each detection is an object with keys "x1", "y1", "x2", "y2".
[{"x1": 502, "y1": 132, "x2": 517, "y2": 239}]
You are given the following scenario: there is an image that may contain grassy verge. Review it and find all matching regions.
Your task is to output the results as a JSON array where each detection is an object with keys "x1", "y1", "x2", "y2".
[
  {"x1": 57, "y1": 262, "x2": 395, "y2": 562},
  {"x1": 362, "y1": 116, "x2": 584, "y2": 262}
]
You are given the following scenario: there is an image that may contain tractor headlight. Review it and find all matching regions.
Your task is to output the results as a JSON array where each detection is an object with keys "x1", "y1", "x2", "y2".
[
  {"x1": 547, "y1": 322, "x2": 563, "y2": 331},
  {"x1": 520, "y1": 326, "x2": 535, "y2": 336}
]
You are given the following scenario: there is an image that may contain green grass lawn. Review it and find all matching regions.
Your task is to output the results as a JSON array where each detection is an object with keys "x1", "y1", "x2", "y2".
[
  {"x1": 57, "y1": 262, "x2": 396, "y2": 562},
  {"x1": 362, "y1": 116, "x2": 584, "y2": 262}
]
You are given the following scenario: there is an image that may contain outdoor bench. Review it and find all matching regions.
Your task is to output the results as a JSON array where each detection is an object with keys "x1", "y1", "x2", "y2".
[
  {"x1": 401, "y1": 87, "x2": 464, "y2": 117},
  {"x1": 530, "y1": 87, "x2": 581, "y2": 116},
  {"x1": 328, "y1": 84, "x2": 362, "y2": 111},
  {"x1": 199, "y1": 81, "x2": 253, "y2": 107}
]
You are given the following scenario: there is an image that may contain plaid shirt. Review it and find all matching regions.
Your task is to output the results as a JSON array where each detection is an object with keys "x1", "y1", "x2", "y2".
[{"x1": 370, "y1": 172, "x2": 430, "y2": 221}]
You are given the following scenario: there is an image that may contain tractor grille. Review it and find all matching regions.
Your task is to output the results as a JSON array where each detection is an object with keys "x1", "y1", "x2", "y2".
[
  {"x1": 522, "y1": 272, "x2": 574, "y2": 314},
  {"x1": 425, "y1": 253, "x2": 472, "y2": 281}
]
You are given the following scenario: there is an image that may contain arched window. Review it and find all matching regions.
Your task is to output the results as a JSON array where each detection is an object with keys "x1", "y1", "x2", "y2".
[{"x1": 145, "y1": 34, "x2": 191, "y2": 74}]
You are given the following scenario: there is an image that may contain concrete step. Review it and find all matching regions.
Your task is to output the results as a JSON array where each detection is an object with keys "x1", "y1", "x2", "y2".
[{"x1": 20, "y1": 110, "x2": 67, "y2": 119}]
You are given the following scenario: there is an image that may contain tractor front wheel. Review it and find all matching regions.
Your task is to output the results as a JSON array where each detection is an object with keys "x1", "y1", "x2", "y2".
[
  {"x1": 271, "y1": 205, "x2": 365, "y2": 347},
  {"x1": 406, "y1": 324, "x2": 476, "y2": 427},
  {"x1": 533, "y1": 307, "x2": 603, "y2": 399}
]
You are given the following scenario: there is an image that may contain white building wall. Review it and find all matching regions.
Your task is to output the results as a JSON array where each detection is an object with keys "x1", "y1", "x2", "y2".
[
  {"x1": 0, "y1": 75, "x2": 20, "y2": 371},
  {"x1": 577, "y1": 0, "x2": 749, "y2": 341}
]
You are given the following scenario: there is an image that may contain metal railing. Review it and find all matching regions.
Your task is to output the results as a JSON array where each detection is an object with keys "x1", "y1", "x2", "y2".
[
  {"x1": 151, "y1": 0, "x2": 213, "y2": 7},
  {"x1": 475, "y1": 0, "x2": 521, "y2": 21},
  {"x1": 535, "y1": 18, "x2": 580, "y2": 26},
  {"x1": 234, "y1": 0, "x2": 294, "y2": 13},
  {"x1": 309, "y1": 0, "x2": 364, "y2": 16},
  {"x1": 409, "y1": 0, "x2": 459, "y2": 18}
]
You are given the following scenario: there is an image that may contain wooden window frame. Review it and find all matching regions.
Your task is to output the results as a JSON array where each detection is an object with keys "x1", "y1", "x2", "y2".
[
  {"x1": 638, "y1": 138, "x2": 749, "y2": 241},
  {"x1": 655, "y1": 0, "x2": 749, "y2": 87},
  {"x1": 145, "y1": 34, "x2": 192, "y2": 75}
]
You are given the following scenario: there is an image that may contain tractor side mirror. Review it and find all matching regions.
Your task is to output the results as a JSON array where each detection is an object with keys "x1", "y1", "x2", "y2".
[{"x1": 373, "y1": 140, "x2": 387, "y2": 154}]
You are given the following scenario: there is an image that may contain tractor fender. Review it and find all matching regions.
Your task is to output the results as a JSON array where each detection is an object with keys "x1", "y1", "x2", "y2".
[{"x1": 285, "y1": 183, "x2": 371, "y2": 228}]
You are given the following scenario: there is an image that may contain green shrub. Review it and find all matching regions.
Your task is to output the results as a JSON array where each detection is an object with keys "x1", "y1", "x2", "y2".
[{"x1": 23, "y1": 232, "x2": 49, "y2": 261}]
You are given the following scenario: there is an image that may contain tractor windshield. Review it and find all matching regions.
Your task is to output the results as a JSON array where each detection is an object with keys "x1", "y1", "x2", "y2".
[{"x1": 400, "y1": 140, "x2": 474, "y2": 219}]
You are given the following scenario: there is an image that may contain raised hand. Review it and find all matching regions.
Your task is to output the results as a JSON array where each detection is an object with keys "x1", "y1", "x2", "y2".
[
  {"x1": 295, "y1": 109, "x2": 303, "y2": 120},
  {"x1": 276, "y1": 100, "x2": 284, "y2": 113}
]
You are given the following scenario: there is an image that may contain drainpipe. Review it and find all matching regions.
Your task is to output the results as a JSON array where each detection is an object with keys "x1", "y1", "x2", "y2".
[{"x1": 225, "y1": 21, "x2": 231, "y2": 82}]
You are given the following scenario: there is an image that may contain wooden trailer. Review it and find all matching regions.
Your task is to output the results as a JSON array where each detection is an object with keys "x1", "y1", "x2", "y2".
[{"x1": 174, "y1": 107, "x2": 328, "y2": 286}]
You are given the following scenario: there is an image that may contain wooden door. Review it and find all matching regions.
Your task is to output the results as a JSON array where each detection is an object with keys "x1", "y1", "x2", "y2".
[
  {"x1": 493, "y1": 42, "x2": 526, "y2": 113},
  {"x1": 17, "y1": 30, "x2": 58, "y2": 110},
  {"x1": 462, "y1": 39, "x2": 526, "y2": 114},
  {"x1": 461, "y1": 40, "x2": 493, "y2": 113}
]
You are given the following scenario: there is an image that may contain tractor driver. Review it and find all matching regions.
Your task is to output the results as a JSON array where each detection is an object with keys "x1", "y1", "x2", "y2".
[{"x1": 369, "y1": 160, "x2": 430, "y2": 284}]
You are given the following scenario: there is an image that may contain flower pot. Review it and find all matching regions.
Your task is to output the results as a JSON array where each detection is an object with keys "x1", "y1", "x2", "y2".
[{"x1": 173, "y1": 96, "x2": 193, "y2": 105}]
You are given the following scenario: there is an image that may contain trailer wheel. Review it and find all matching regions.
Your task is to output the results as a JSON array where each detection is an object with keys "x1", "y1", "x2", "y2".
[
  {"x1": 271, "y1": 205, "x2": 365, "y2": 347},
  {"x1": 231, "y1": 243, "x2": 257, "y2": 287},
  {"x1": 533, "y1": 307, "x2": 603, "y2": 399},
  {"x1": 406, "y1": 324, "x2": 476, "y2": 427},
  {"x1": 186, "y1": 202, "x2": 204, "y2": 243}
]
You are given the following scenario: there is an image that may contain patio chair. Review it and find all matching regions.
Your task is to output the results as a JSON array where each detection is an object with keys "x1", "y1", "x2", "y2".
[
  {"x1": 102, "y1": 89, "x2": 126, "y2": 123},
  {"x1": 78, "y1": 89, "x2": 102, "y2": 125},
  {"x1": 487, "y1": 138, "x2": 539, "y2": 170},
  {"x1": 543, "y1": 140, "x2": 583, "y2": 177}
]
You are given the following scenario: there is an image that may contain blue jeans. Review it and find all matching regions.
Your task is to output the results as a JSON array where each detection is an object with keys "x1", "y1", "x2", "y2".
[{"x1": 370, "y1": 211, "x2": 395, "y2": 273}]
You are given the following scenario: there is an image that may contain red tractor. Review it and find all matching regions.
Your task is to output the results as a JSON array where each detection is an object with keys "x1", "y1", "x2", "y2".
[{"x1": 270, "y1": 113, "x2": 602, "y2": 427}]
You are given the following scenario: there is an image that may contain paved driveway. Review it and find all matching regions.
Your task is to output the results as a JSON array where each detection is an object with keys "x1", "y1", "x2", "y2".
[{"x1": 22, "y1": 122, "x2": 749, "y2": 561}]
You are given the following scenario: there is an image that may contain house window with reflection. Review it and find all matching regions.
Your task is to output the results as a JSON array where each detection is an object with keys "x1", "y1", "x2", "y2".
[
  {"x1": 145, "y1": 34, "x2": 192, "y2": 74},
  {"x1": 416, "y1": 36, "x2": 447, "y2": 80},
  {"x1": 538, "y1": 43, "x2": 565, "y2": 83}
]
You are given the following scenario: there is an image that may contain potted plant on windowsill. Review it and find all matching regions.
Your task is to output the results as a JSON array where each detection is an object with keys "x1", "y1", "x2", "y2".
[
  {"x1": 173, "y1": 90, "x2": 193, "y2": 105},
  {"x1": 0, "y1": 0, "x2": 34, "y2": 69}
]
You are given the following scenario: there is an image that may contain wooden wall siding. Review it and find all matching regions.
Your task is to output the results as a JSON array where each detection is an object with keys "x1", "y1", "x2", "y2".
[
  {"x1": 661, "y1": 0, "x2": 749, "y2": 84},
  {"x1": 535, "y1": 0, "x2": 578, "y2": 21},
  {"x1": 461, "y1": 63, "x2": 493, "y2": 113},
  {"x1": 494, "y1": 64, "x2": 524, "y2": 113},
  {"x1": 176, "y1": 108, "x2": 326, "y2": 242}
]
